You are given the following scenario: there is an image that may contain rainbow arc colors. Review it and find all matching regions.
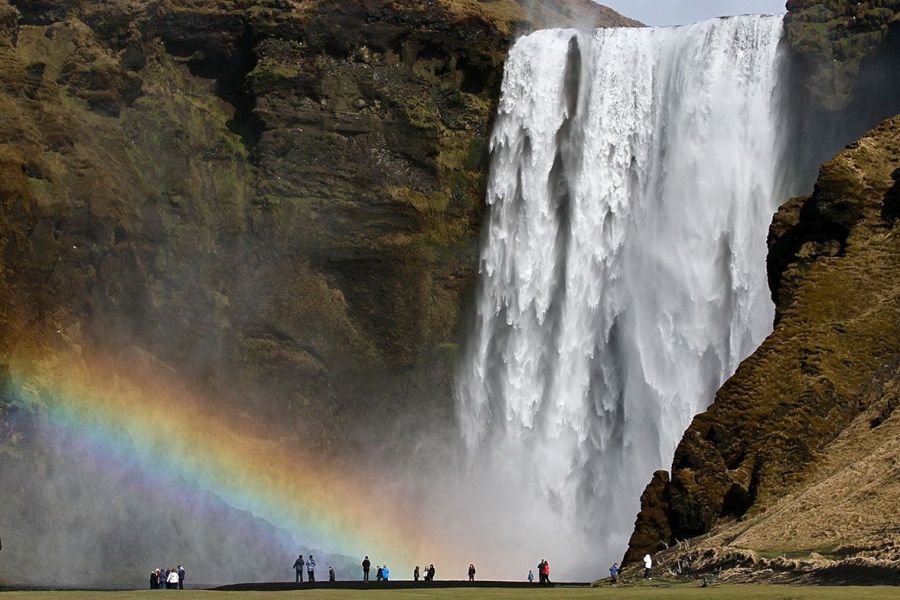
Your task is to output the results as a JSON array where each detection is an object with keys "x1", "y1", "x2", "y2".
[{"x1": 7, "y1": 348, "x2": 423, "y2": 566}]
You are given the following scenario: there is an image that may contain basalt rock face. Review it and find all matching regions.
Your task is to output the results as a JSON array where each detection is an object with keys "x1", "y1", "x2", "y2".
[
  {"x1": 786, "y1": 0, "x2": 900, "y2": 114},
  {"x1": 625, "y1": 116, "x2": 900, "y2": 572},
  {"x1": 0, "y1": 0, "x2": 636, "y2": 450}
]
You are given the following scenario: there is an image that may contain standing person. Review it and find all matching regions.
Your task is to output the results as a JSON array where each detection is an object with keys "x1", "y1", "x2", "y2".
[
  {"x1": 542, "y1": 560, "x2": 551, "y2": 586},
  {"x1": 643, "y1": 554, "x2": 652, "y2": 579},
  {"x1": 164, "y1": 568, "x2": 172, "y2": 589},
  {"x1": 362, "y1": 556, "x2": 371, "y2": 581},
  {"x1": 150, "y1": 570, "x2": 158, "y2": 590},
  {"x1": 376, "y1": 566, "x2": 383, "y2": 581},
  {"x1": 609, "y1": 562, "x2": 620, "y2": 583},
  {"x1": 414, "y1": 565, "x2": 420, "y2": 581},
  {"x1": 468, "y1": 564, "x2": 476, "y2": 582},
  {"x1": 156, "y1": 568, "x2": 163, "y2": 589},
  {"x1": 177, "y1": 565, "x2": 185, "y2": 590},
  {"x1": 167, "y1": 568, "x2": 179, "y2": 589},
  {"x1": 329, "y1": 566, "x2": 336, "y2": 582},
  {"x1": 294, "y1": 554, "x2": 305, "y2": 583},
  {"x1": 528, "y1": 569, "x2": 534, "y2": 583},
  {"x1": 307, "y1": 555, "x2": 317, "y2": 582},
  {"x1": 382, "y1": 565, "x2": 390, "y2": 581},
  {"x1": 537, "y1": 561, "x2": 545, "y2": 585},
  {"x1": 428, "y1": 564, "x2": 435, "y2": 581}
]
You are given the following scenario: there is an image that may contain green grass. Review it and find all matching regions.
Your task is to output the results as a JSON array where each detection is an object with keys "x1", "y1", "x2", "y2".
[{"x1": 1, "y1": 585, "x2": 900, "y2": 600}]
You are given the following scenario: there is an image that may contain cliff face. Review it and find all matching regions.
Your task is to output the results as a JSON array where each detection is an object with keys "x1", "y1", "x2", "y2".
[
  {"x1": 0, "y1": 0, "x2": 641, "y2": 584},
  {"x1": 785, "y1": 0, "x2": 900, "y2": 112},
  {"x1": 0, "y1": 0, "x2": 636, "y2": 445}
]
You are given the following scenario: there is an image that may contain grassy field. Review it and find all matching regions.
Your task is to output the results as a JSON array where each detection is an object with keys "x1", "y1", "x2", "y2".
[{"x1": 1, "y1": 584, "x2": 899, "y2": 600}]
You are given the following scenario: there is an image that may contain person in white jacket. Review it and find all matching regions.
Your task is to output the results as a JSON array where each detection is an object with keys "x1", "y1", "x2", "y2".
[
  {"x1": 306, "y1": 555, "x2": 317, "y2": 582},
  {"x1": 167, "y1": 568, "x2": 180, "y2": 588},
  {"x1": 643, "y1": 554, "x2": 653, "y2": 579}
]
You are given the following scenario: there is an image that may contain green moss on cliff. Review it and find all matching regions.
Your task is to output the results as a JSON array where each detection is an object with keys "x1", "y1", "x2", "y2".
[{"x1": 786, "y1": 0, "x2": 900, "y2": 110}]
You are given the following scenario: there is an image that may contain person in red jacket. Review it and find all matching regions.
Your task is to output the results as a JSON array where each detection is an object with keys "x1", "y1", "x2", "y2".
[{"x1": 542, "y1": 560, "x2": 551, "y2": 585}]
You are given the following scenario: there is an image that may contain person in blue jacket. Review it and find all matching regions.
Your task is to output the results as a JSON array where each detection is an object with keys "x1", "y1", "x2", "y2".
[
  {"x1": 609, "y1": 562, "x2": 620, "y2": 583},
  {"x1": 382, "y1": 565, "x2": 390, "y2": 581}
]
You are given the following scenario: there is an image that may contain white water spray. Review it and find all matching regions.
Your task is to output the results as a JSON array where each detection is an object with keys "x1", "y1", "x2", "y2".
[{"x1": 455, "y1": 16, "x2": 787, "y2": 578}]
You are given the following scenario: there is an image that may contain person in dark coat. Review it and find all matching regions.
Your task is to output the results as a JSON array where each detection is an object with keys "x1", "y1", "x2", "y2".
[
  {"x1": 376, "y1": 566, "x2": 383, "y2": 581},
  {"x1": 414, "y1": 565, "x2": 420, "y2": 581},
  {"x1": 329, "y1": 566, "x2": 336, "y2": 582},
  {"x1": 177, "y1": 565, "x2": 185, "y2": 590},
  {"x1": 362, "y1": 556, "x2": 371, "y2": 581},
  {"x1": 468, "y1": 564, "x2": 476, "y2": 582},
  {"x1": 150, "y1": 570, "x2": 158, "y2": 590},
  {"x1": 293, "y1": 554, "x2": 304, "y2": 583}
]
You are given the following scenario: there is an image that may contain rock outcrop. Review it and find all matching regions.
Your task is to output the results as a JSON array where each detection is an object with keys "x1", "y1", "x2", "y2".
[
  {"x1": 786, "y1": 0, "x2": 900, "y2": 112},
  {"x1": 625, "y1": 115, "x2": 900, "y2": 577}
]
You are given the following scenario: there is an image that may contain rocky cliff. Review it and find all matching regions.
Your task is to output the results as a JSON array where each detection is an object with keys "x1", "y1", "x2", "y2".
[
  {"x1": 786, "y1": 0, "x2": 900, "y2": 112},
  {"x1": 624, "y1": 5, "x2": 900, "y2": 574},
  {"x1": 0, "y1": 0, "x2": 644, "y2": 584},
  {"x1": 0, "y1": 0, "x2": 636, "y2": 448}
]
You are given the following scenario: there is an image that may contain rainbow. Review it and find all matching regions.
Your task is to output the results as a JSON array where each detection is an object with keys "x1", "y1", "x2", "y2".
[{"x1": 6, "y1": 348, "x2": 428, "y2": 568}]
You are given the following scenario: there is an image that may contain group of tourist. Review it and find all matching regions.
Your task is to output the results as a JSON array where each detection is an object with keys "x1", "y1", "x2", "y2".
[
  {"x1": 415, "y1": 563, "x2": 436, "y2": 581},
  {"x1": 283, "y1": 551, "x2": 655, "y2": 585},
  {"x1": 536, "y1": 559, "x2": 551, "y2": 585},
  {"x1": 292, "y1": 554, "x2": 335, "y2": 582},
  {"x1": 362, "y1": 556, "x2": 435, "y2": 582},
  {"x1": 608, "y1": 554, "x2": 652, "y2": 584},
  {"x1": 149, "y1": 566, "x2": 185, "y2": 590}
]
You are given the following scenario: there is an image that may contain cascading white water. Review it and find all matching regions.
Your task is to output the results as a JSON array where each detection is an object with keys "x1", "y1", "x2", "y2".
[{"x1": 456, "y1": 15, "x2": 787, "y2": 578}]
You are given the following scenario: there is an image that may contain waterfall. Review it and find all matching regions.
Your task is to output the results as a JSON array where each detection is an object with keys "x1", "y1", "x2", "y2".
[{"x1": 456, "y1": 15, "x2": 787, "y2": 577}]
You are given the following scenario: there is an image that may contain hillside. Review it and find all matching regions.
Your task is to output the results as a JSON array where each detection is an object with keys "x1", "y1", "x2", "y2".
[{"x1": 625, "y1": 112, "x2": 900, "y2": 585}]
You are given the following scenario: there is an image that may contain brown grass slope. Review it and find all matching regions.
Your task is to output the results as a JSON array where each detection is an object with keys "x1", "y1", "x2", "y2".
[{"x1": 626, "y1": 116, "x2": 900, "y2": 581}]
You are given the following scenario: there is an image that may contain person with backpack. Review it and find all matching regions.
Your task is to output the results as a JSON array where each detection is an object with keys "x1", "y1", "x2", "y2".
[
  {"x1": 468, "y1": 563, "x2": 476, "y2": 582},
  {"x1": 307, "y1": 555, "x2": 317, "y2": 582},
  {"x1": 362, "y1": 556, "x2": 371, "y2": 581},
  {"x1": 293, "y1": 554, "x2": 304, "y2": 583}
]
